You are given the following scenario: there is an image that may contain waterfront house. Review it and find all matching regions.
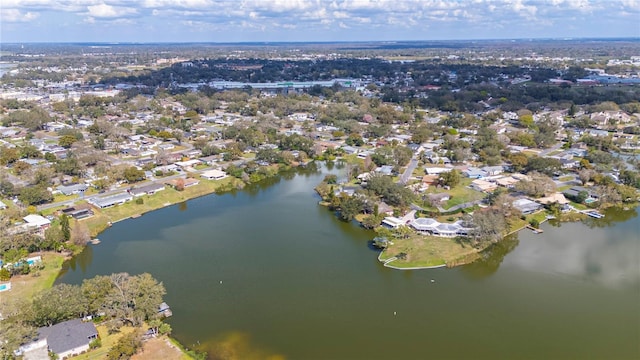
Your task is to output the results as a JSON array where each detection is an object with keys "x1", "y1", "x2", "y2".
[
  {"x1": 512, "y1": 198, "x2": 543, "y2": 215},
  {"x1": 382, "y1": 216, "x2": 405, "y2": 229},
  {"x1": 410, "y1": 217, "x2": 473, "y2": 237},
  {"x1": 201, "y1": 169, "x2": 227, "y2": 180},
  {"x1": 128, "y1": 183, "x2": 166, "y2": 197},
  {"x1": 88, "y1": 192, "x2": 133, "y2": 208}
]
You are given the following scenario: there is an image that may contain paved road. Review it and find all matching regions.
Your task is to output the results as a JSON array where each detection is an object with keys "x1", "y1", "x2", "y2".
[
  {"x1": 539, "y1": 142, "x2": 563, "y2": 157},
  {"x1": 398, "y1": 157, "x2": 419, "y2": 184}
]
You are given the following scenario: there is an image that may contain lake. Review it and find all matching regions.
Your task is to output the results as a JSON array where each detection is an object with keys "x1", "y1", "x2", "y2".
[{"x1": 57, "y1": 164, "x2": 640, "y2": 359}]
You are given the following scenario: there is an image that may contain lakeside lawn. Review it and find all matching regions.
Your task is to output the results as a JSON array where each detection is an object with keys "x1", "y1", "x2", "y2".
[
  {"x1": 0, "y1": 252, "x2": 66, "y2": 311},
  {"x1": 82, "y1": 177, "x2": 238, "y2": 236},
  {"x1": 378, "y1": 233, "x2": 481, "y2": 268}
]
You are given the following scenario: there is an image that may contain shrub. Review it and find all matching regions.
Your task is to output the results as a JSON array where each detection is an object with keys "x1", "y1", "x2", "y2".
[{"x1": 135, "y1": 198, "x2": 144, "y2": 205}]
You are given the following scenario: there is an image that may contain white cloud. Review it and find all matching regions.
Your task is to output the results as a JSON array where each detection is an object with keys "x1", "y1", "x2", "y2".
[
  {"x1": 2, "y1": 0, "x2": 638, "y2": 40},
  {"x1": 86, "y1": 3, "x2": 138, "y2": 18},
  {"x1": 1, "y1": 8, "x2": 40, "y2": 22}
]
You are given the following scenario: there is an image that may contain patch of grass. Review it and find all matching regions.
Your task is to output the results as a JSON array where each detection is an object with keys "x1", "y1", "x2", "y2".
[
  {"x1": 378, "y1": 233, "x2": 480, "y2": 268},
  {"x1": 0, "y1": 252, "x2": 66, "y2": 311},
  {"x1": 73, "y1": 325, "x2": 136, "y2": 360},
  {"x1": 53, "y1": 193, "x2": 78, "y2": 203},
  {"x1": 426, "y1": 178, "x2": 485, "y2": 210}
]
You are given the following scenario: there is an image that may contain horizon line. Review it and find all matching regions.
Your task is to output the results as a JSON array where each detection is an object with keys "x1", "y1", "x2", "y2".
[{"x1": 2, "y1": 36, "x2": 640, "y2": 46}]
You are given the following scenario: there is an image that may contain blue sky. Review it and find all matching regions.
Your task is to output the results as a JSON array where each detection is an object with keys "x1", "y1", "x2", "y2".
[{"x1": 1, "y1": 0, "x2": 639, "y2": 43}]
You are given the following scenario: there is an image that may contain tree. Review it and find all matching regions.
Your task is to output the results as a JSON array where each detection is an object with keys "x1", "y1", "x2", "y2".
[
  {"x1": 106, "y1": 329, "x2": 143, "y2": 359},
  {"x1": 18, "y1": 185, "x2": 53, "y2": 205},
  {"x1": 12, "y1": 161, "x2": 31, "y2": 175},
  {"x1": 60, "y1": 214, "x2": 71, "y2": 242},
  {"x1": 174, "y1": 178, "x2": 185, "y2": 191},
  {"x1": 393, "y1": 146, "x2": 413, "y2": 167},
  {"x1": 525, "y1": 156, "x2": 562, "y2": 176},
  {"x1": 58, "y1": 134, "x2": 78, "y2": 148},
  {"x1": 123, "y1": 167, "x2": 145, "y2": 183},
  {"x1": 338, "y1": 195, "x2": 364, "y2": 222},
  {"x1": 514, "y1": 172, "x2": 556, "y2": 197},
  {"x1": 81, "y1": 275, "x2": 114, "y2": 315},
  {"x1": 28, "y1": 284, "x2": 88, "y2": 327},
  {"x1": 103, "y1": 273, "x2": 166, "y2": 327},
  {"x1": 0, "y1": 146, "x2": 20, "y2": 165},
  {"x1": 439, "y1": 169, "x2": 461, "y2": 187},
  {"x1": 472, "y1": 208, "x2": 508, "y2": 245},
  {"x1": 71, "y1": 219, "x2": 90, "y2": 246}
]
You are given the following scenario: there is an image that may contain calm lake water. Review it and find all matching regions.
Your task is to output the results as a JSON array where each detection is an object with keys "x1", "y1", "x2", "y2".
[{"x1": 57, "y1": 164, "x2": 640, "y2": 360}]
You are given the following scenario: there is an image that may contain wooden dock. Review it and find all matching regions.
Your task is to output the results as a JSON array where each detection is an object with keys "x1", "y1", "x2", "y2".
[{"x1": 526, "y1": 225, "x2": 544, "y2": 234}]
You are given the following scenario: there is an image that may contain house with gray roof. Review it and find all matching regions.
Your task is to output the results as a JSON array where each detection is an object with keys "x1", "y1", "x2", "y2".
[
  {"x1": 57, "y1": 183, "x2": 88, "y2": 196},
  {"x1": 128, "y1": 183, "x2": 166, "y2": 197},
  {"x1": 88, "y1": 192, "x2": 133, "y2": 208},
  {"x1": 20, "y1": 319, "x2": 98, "y2": 359},
  {"x1": 512, "y1": 198, "x2": 543, "y2": 215}
]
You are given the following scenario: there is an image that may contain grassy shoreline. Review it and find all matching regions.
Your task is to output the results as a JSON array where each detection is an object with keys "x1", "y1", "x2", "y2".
[{"x1": 376, "y1": 210, "x2": 588, "y2": 270}]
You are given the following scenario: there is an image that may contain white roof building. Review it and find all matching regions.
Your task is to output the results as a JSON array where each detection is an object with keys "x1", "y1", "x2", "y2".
[{"x1": 23, "y1": 215, "x2": 51, "y2": 228}]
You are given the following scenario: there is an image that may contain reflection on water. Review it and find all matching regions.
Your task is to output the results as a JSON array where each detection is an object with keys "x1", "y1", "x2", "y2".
[
  {"x1": 500, "y1": 209, "x2": 640, "y2": 288},
  {"x1": 461, "y1": 234, "x2": 520, "y2": 279}
]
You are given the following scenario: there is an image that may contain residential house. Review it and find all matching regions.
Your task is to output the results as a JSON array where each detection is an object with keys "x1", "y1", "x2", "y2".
[
  {"x1": 128, "y1": 183, "x2": 166, "y2": 197},
  {"x1": 463, "y1": 167, "x2": 485, "y2": 179},
  {"x1": 375, "y1": 165, "x2": 394, "y2": 176},
  {"x1": 427, "y1": 193, "x2": 451, "y2": 204},
  {"x1": 201, "y1": 169, "x2": 228, "y2": 180},
  {"x1": 57, "y1": 183, "x2": 88, "y2": 196},
  {"x1": 88, "y1": 192, "x2": 133, "y2": 208},
  {"x1": 23, "y1": 215, "x2": 51, "y2": 230},
  {"x1": 470, "y1": 179, "x2": 498, "y2": 193},
  {"x1": 536, "y1": 193, "x2": 570, "y2": 205},
  {"x1": 410, "y1": 218, "x2": 473, "y2": 237},
  {"x1": 481, "y1": 165, "x2": 504, "y2": 176},
  {"x1": 512, "y1": 198, "x2": 543, "y2": 215},
  {"x1": 20, "y1": 319, "x2": 98, "y2": 360},
  {"x1": 382, "y1": 216, "x2": 405, "y2": 229}
]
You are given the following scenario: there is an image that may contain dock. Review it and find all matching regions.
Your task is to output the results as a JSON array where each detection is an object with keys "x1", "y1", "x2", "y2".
[
  {"x1": 158, "y1": 302, "x2": 172, "y2": 318},
  {"x1": 583, "y1": 210, "x2": 605, "y2": 219},
  {"x1": 526, "y1": 225, "x2": 544, "y2": 234}
]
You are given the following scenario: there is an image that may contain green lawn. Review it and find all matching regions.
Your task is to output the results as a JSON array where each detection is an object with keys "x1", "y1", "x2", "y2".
[
  {"x1": 0, "y1": 252, "x2": 66, "y2": 311},
  {"x1": 425, "y1": 178, "x2": 485, "y2": 210},
  {"x1": 378, "y1": 233, "x2": 481, "y2": 268},
  {"x1": 73, "y1": 325, "x2": 136, "y2": 360}
]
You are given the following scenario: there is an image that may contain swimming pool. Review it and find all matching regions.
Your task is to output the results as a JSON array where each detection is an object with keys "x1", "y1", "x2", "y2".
[{"x1": 0, "y1": 283, "x2": 11, "y2": 292}]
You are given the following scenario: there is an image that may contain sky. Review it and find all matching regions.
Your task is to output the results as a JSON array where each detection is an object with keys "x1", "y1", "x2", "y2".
[{"x1": 1, "y1": 0, "x2": 639, "y2": 43}]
